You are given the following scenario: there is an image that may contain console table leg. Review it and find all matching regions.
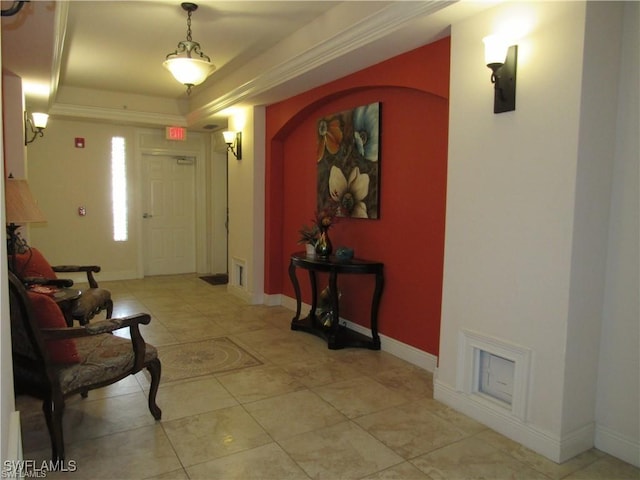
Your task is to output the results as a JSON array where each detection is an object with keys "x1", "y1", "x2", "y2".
[
  {"x1": 288, "y1": 260, "x2": 301, "y2": 322},
  {"x1": 370, "y1": 272, "x2": 384, "y2": 349}
]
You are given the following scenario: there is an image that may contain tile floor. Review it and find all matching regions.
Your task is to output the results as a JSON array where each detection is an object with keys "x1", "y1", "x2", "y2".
[{"x1": 17, "y1": 274, "x2": 640, "y2": 479}]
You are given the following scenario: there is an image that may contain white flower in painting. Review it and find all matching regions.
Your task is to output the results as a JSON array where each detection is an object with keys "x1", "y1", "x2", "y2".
[{"x1": 329, "y1": 166, "x2": 369, "y2": 218}]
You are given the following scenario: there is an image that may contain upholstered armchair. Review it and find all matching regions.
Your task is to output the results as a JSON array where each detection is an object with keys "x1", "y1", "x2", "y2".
[
  {"x1": 10, "y1": 247, "x2": 113, "y2": 326},
  {"x1": 8, "y1": 271, "x2": 162, "y2": 464}
]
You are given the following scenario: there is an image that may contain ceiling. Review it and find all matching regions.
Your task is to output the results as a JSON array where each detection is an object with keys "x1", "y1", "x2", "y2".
[{"x1": 1, "y1": 0, "x2": 499, "y2": 130}]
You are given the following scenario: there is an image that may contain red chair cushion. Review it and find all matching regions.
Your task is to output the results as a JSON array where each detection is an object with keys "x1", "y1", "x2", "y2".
[
  {"x1": 27, "y1": 292, "x2": 80, "y2": 364},
  {"x1": 12, "y1": 248, "x2": 57, "y2": 280}
]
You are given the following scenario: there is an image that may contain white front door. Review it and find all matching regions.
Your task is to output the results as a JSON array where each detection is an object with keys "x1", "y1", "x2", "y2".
[{"x1": 142, "y1": 154, "x2": 196, "y2": 276}]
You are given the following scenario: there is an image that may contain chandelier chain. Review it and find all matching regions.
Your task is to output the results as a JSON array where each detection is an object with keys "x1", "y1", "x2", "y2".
[{"x1": 186, "y1": 10, "x2": 192, "y2": 42}]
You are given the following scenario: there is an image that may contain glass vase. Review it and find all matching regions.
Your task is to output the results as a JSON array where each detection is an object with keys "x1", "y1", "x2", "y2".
[{"x1": 315, "y1": 230, "x2": 333, "y2": 258}]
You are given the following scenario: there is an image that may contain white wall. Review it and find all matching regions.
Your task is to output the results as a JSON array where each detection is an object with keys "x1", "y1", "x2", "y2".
[
  {"x1": 436, "y1": 0, "x2": 638, "y2": 465},
  {"x1": 595, "y1": 2, "x2": 639, "y2": 467},
  {"x1": 226, "y1": 106, "x2": 265, "y2": 304}
]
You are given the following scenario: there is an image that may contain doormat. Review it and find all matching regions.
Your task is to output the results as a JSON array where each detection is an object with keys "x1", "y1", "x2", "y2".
[
  {"x1": 158, "y1": 337, "x2": 262, "y2": 382},
  {"x1": 200, "y1": 273, "x2": 229, "y2": 285}
]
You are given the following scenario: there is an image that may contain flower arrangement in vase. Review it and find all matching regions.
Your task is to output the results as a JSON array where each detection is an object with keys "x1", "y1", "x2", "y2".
[
  {"x1": 297, "y1": 204, "x2": 339, "y2": 258},
  {"x1": 313, "y1": 204, "x2": 338, "y2": 258}
]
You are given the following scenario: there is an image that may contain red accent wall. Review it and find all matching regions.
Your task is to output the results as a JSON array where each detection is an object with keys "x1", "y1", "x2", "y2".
[{"x1": 265, "y1": 38, "x2": 450, "y2": 355}]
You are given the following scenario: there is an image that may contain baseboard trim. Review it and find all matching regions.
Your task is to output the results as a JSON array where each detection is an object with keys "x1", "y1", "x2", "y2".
[
  {"x1": 595, "y1": 424, "x2": 640, "y2": 467},
  {"x1": 433, "y1": 380, "x2": 596, "y2": 463},
  {"x1": 278, "y1": 294, "x2": 437, "y2": 372},
  {"x1": 64, "y1": 269, "x2": 139, "y2": 284}
]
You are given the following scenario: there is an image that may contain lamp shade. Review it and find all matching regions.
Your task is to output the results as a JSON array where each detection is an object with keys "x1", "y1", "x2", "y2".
[
  {"x1": 5, "y1": 178, "x2": 47, "y2": 224},
  {"x1": 483, "y1": 35, "x2": 509, "y2": 65},
  {"x1": 163, "y1": 57, "x2": 216, "y2": 86}
]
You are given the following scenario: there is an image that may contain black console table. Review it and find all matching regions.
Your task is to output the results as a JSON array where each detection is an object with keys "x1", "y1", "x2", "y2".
[{"x1": 288, "y1": 252, "x2": 384, "y2": 350}]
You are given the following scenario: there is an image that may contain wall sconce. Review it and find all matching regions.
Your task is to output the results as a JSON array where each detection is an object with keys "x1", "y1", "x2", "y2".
[
  {"x1": 24, "y1": 111, "x2": 49, "y2": 145},
  {"x1": 222, "y1": 131, "x2": 242, "y2": 159},
  {"x1": 483, "y1": 35, "x2": 518, "y2": 113}
]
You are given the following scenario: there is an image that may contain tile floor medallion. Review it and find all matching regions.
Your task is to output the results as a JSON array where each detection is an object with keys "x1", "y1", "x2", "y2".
[{"x1": 158, "y1": 336, "x2": 262, "y2": 382}]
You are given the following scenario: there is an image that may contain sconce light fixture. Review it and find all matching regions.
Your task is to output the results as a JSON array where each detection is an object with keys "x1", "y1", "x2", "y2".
[
  {"x1": 222, "y1": 131, "x2": 242, "y2": 159},
  {"x1": 483, "y1": 35, "x2": 518, "y2": 113},
  {"x1": 24, "y1": 111, "x2": 49, "y2": 145},
  {"x1": 163, "y1": 2, "x2": 216, "y2": 95}
]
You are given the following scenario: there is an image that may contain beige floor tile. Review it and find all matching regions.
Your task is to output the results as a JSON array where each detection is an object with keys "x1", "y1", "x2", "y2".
[
  {"x1": 112, "y1": 302, "x2": 151, "y2": 317},
  {"x1": 217, "y1": 364, "x2": 305, "y2": 403},
  {"x1": 280, "y1": 356, "x2": 363, "y2": 388},
  {"x1": 57, "y1": 391, "x2": 159, "y2": 446},
  {"x1": 476, "y1": 429, "x2": 606, "y2": 479},
  {"x1": 411, "y1": 436, "x2": 549, "y2": 480},
  {"x1": 371, "y1": 364, "x2": 434, "y2": 402},
  {"x1": 418, "y1": 399, "x2": 487, "y2": 435},
  {"x1": 144, "y1": 468, "x2": 190, "y2": 480},
  {"x1": 563, "y1": 454, "x2": 640, "y2": 479},
  {"x1": 161, "y1": 405, "x2": 272, "y2": 467},
  {"x1": 361, "y1": 461, "x2": 434, "y2": 479},
  {"x1": 354, "y1": 401, "x2": 469, "y2": 459},
  {"x1": 279, "y1": 421, "x2": 404, "y2": 479},
  {"x1": 186, "y1": 443, "x2": 311, "y2": 479},
  {"x1": 244, "y1": 389, "x2": 347, "y2": 440},
  {"x1": 331, "y1": 348, "x2": 417, "y2": 375},
  {"x1": 155, "y1": 376, "x2": 238, "y2": 421},
  {"x1": 41, "y1": 425, "x2": 181, "y2": 480},
  {"x1": 313, "y1": 376, "x2": 409, "y2": 418}
]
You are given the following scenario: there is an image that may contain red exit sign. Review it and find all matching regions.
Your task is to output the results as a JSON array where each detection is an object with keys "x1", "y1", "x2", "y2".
[{"x1": 165, "y1": 126, "x2": 187, "y2": 141}]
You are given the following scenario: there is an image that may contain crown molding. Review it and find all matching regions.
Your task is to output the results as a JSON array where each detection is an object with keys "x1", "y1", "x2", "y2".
[
  {"x1": 48, "y1": 103, "x2": 186, "y2": 127},
  {"x1": 188, "y1": 1, "x2": 453, "y2": 124},
  {"x1": 48, "y1": 1, "x2": 69, "y2": 111}
]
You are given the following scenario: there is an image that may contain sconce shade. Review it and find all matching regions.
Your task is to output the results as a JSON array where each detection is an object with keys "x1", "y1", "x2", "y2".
[
  {"x1": 222, "y1": 131, "x2": 236, "y2": 144},
  {"x1": 31, "y1": 112, "x2": 49, "y2": 129},
  {"x1": 483, "y1": 35, "x2": 518, "y2": 114},
  {"x1": 483, "y1": 35, "x2": 509, "y2": 66},
  {"x1": 24, "y1": 111, "x2": 49, "y2": 145},
  {"x1": 222, "y1": 131, "x2": 242, "y2": 160},
  {"x1": 5, "y1": 178, "x2": 47, "y2": 224},
  {"x1": 163, "y1": 57, "x2": 216, "y2": 87}
]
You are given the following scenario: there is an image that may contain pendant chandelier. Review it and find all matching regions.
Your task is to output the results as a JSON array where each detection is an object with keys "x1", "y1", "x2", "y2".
[{"x1": 163, "y1": 2, "x2": 216, "y2": 95}]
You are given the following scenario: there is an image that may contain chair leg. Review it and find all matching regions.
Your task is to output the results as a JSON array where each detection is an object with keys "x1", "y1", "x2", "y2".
[
  {"x1": 146, "y1": 358, "x2": 162, "y2": 420},
  {"x1": 106, "y1": 299, "x2": 114, "y2": 319},
  {"x1": 42, "y1": 398, "x2": 65, "y2": 463}
]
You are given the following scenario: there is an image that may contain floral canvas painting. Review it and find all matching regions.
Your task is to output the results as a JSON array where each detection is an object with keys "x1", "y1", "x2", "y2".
[{"x1": 316, "y1": 102, "x2": 380, "y2": 219}]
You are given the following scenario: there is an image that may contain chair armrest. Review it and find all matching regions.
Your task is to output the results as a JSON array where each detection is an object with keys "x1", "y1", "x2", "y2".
[
  {"x1": 52, "y1": 265, "x2": 101, "y2": 288},
  {"x1": 41, "y1": 313, "x2": 152, "y2": 372},
  {"x1": 23, "y1": 277, "x2": 74, "y2": 288},
  {"x1": 40, "y1": 314, "x2": 151, "y2": 340}
]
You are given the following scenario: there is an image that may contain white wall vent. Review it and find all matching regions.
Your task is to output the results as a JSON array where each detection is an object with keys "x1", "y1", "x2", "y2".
[
  {"x1": 231, "y1": 257, "x2": 246, "y2": 289},
  {"x1": 479, "y1": 351, "x2": 515, "y2": 405},
  {"x1": 457, "y1": 329, "x2": 532, "y2": 421}
]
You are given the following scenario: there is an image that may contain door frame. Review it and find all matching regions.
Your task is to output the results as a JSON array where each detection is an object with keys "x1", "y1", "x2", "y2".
[{"x1": 135, "y1": 129, "x2": 209, "y2": 277}]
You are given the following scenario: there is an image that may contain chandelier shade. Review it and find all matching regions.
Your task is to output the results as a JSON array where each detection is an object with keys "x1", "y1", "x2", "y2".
[
  {"x1": 164, "y1": 2, "x2": 215, "y2": 94},
  {"x1": 163, "y1": 57, "x2": 216, "y2": 87}
]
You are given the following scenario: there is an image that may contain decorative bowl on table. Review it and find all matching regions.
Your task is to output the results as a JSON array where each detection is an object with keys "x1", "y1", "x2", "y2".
[{"x1": 335, "y1": 247, "x2": 354, "y2": 261}]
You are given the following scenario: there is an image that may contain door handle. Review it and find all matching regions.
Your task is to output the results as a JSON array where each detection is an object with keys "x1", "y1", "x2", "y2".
[{"x1": 143, "y1": 213, "x2": 153, "y2": 219}]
